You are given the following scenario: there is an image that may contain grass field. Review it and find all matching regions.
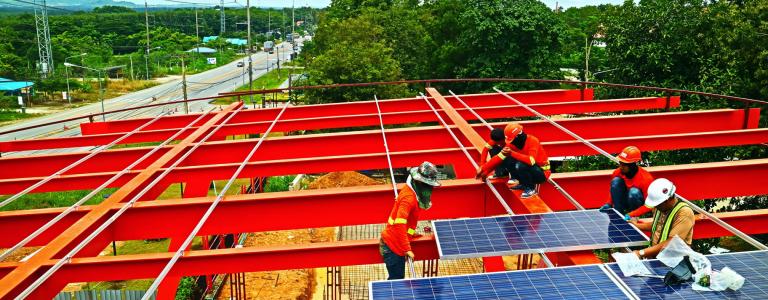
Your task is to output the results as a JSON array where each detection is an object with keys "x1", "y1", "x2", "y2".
[{"x1": 212, "y1": 68, "x2": 292, "y2": 105}]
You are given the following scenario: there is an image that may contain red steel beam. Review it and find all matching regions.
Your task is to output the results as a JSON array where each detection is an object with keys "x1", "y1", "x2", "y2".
[
  {"x1": 0, "y1": 104, "x2": 244, "y2": 299},
  {"x1": 2, "y1": 126, "x2": 766, "y2": 195},
  {"x1": 0, "y1": 108, "x2": 752, "y2": 182},
  {"x1": 77, "y1": 89, "x2": 592, "y2": 135},
  {"x1": 11, "y1": 155, "x2": 763, "y2": 247},
  {"x1": 0, "y1": 209, "x2": 764, "y2": 293},
  {"x1": 0, "y1": 95, "x2": 673, "y2": 153}
]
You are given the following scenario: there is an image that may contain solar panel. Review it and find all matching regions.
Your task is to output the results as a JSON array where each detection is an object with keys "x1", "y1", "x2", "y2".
[
  {"x1": 433, "y1": 209, "x2": 649, "y2": 259},
  {"x1": 608, "y1": 250, "x2": 768, "y2": 299},
  {"x1": 369, "y1": 264, "x2": 634, "y2": 300}
]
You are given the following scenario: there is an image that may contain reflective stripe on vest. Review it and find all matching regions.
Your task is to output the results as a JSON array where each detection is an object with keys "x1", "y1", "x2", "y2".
[
  {"x1": 484, "y1": 143, "x2": 492, "y2": 149},
  {"x1": 496, "y1": 153, "x2": 506, "y2": 160},
  {"x1": 529, "y1": 156, "x2": 536, "y2": 165},
  {"x1": 650, "y1": 201, "x2": 688, "y2": 244},
  {"x1": 541, "y1": 163, "x2": 551, "y2": 171},
  {"x1": 407, "y1": 228, "x2": 416, "y2": 235},
  {"x1": 388, "y1": 217, "x2": 407, "y2": 225}
]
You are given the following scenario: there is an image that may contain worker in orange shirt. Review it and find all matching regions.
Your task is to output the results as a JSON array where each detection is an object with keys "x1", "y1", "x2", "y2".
[
  {"x1": 479, "y1": 127, "x2": 507, "y2": 178},
  {"x1": 599, "y1": 146, "x2": 655, "y2": 220},
  {"x1": 380, "y1": 161, "x2": 441, "y2": 280},
  {"x1": 476, "y1": 122, "x2": 550, "y2": 198}
]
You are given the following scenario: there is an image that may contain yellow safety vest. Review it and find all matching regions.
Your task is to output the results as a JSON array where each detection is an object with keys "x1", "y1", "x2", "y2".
[{"x1": 650, "y1": 201, "x2": 689, "y2": 244}]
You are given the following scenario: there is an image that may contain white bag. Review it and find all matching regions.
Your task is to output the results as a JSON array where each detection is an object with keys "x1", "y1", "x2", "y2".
[{"x1": 612, "y1": 252, "x2": 652, "y2": 277}]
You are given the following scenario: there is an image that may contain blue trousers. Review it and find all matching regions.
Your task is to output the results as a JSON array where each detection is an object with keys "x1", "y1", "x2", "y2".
[
  {"x1": 379, "y1": 239, "x2": 405, "y2": 280},
  {"x1": 610, "y1": 177, "x2": 645, "y2": 214}
]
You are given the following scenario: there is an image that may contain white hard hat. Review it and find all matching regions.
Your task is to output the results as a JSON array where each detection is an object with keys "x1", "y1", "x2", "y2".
[{"x1": 645, "y1": 178, "x2": 676, "y2": 208}]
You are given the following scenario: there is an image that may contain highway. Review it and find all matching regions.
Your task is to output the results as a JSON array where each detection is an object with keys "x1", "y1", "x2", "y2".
[{"x1": 0, "y1": 42, "x2": 295, "y2": 156}]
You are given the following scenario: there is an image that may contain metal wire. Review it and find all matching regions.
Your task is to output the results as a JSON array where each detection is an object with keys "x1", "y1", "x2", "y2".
[
  {"x1": 0, "y1": 111, "x2": 169, "y2": 209},
  {"x1": 418, "y1": 93, "x2": 514, "y2": 215},
  {"x1": 0, "y1": 109, "x2": 215, "y2": 262},
  {"x1": 373, "y1": 95, "x2": 399, "y2": 199},
  {"x1": 492, "y1": 87, "x2": 768, "y2": 251},
  {"x1": 17, "y1": 105, "x2": 246, "y2": 299},
  {"x1": 141, "y1": 101, "x2": 292, "y2": 299}
]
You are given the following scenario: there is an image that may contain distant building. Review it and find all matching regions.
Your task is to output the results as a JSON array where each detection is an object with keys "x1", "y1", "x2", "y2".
[
  {"x1": 186, "y1": 47, "x2": 218, "y2": 54},
  {"x1": 0, "y1": 77, "x2": 34, "y2": 95}
]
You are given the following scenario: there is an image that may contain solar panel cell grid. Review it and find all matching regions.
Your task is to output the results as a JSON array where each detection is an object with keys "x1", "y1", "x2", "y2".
[
  {"x1": 609, "y1": 250, "x2": 768, "y2": 299},
  {"x1": 434, "y1": 209, "x2": 648, "y2": 259},
  {"x1": 370, "y1": 264, "x2": 631, "y2": 300}
]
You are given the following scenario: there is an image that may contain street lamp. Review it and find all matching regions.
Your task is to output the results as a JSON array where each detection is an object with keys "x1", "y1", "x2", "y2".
[
  {"x1": 64, "y1": 62, "x2": 125, "y2": 122},
  {"x1": 64, "y1": 53, "x2": 87, "y2": 104}
]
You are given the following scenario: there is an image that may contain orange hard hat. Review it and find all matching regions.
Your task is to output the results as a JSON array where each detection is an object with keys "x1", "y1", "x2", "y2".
[
  {"x1": 504, "y1": 122, "x2": 523, "y2": 143},
  {"x1": 617, "y1": 146, "x2": 642, "y2": 163}
]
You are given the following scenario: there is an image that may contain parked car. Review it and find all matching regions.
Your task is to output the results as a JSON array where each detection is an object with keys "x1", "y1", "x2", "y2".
[{"x1": 237, "y1": 61, "x2": 244, "y2": 67}]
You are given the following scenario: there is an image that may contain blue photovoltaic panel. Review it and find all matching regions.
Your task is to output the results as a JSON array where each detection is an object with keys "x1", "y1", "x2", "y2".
[
  {"x1": 370, "y1": 264, "x2": 632, "y2": 300},
  {"x1": 609, "y1": 250, "x2": 768, "y2": 299},
  {"x1": 433, "y1": 209, "x2": 648, "y2": 259}
]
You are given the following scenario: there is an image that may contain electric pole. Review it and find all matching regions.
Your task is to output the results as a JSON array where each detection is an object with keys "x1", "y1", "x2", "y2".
[
  {"x1": 34, "y1": 0, "x2": 53, "y2": 78},
  {"x1": 247, "y1": 0, "x2": 254, "y2": 108},
  {"x1": 195, "y1": 7, "x2": 200, "y2": 56},
  {"x1": 144, "y1": 0, "x2": 151, "y2": 80},
  {"x1": 181, "y1": 55, "x2": 188, "y2": 114},
  {"x1": 220, "y1": 0, "x2": 226, "y2": 35}
]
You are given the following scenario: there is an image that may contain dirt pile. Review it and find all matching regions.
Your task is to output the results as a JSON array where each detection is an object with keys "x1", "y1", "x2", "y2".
[{"x1": 308, "y1": 172, "x2": 380, "y2": 189}]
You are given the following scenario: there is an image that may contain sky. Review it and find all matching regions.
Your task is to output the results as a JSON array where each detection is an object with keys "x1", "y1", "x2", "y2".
[{"x1": 132, "y1": 0, "x2": 624, "y2": 9}]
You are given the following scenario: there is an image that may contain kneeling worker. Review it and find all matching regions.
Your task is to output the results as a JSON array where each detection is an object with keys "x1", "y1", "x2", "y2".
[
  {"x1": 380, "y1": 161, "x2": 441, "y2": 280},
  {"x1": 629, "y1": 178, "x2": 695, "y2": 259},
  {"x1": 476, "y1": 122, "x2": 551, "y2": 198},
  {"x1": 599, "y1": 146, "x2": 655, "y2": 220}
]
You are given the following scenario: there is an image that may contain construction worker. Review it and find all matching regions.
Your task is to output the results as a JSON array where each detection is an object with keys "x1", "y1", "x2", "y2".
[
  {"x1": 629, "y1": 178, "x2": 695, "y2": 259},
  {"x1": 380, "y1": 161, "x2": 441, "y2": 280},
  {"x1": 599, "y1": 146, "x2": 654, "y2": 220},
  {"x1": 476, "y1": 122, "x2": 550, "y2": 198},
  {"x1": 479, "y1": 127, "x2": 507, "y2": 178}
]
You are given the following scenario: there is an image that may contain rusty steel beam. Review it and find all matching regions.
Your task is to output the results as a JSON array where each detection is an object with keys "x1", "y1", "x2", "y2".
[
  {"x1": 0, "y1": 95, "x2": 675, "y2": 153},
  {"x1": 0, "y1": 104, "x2": 244, "y2": 299},
  {"x1": 0, "y1": 108, "x2": 754, "y2": 181},
  {"x1": 0, "y1": 208, "x2": 765, "y2": 298}
]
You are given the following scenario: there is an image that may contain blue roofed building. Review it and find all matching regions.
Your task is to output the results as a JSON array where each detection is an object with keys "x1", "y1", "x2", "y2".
[{"x1": 0, "y1": 78, "x2": 34, "y2": 95}]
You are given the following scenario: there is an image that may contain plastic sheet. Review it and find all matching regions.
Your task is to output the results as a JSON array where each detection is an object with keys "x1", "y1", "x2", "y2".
[{"x1": 612, "y1": 252, "x2": 653, "y2": 277}]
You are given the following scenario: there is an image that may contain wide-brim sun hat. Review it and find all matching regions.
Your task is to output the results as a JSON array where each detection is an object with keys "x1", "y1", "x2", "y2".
[{"x1": 409, "y1": 161, "x2": 441, "y2": 187}]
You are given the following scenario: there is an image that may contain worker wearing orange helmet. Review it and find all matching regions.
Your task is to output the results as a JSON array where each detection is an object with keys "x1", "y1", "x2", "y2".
[
  {"x1": 380, "y1": 161, "x2": 441, "y2": 280},
  {"x1": 599, "y1": 146, "x2": 655, "y2": 220},
  {"x1": 628, "y1": 178, "x2": 694, "y2": 259},
  {"x1": 476, "y1": 122, "x2": 550, "y2": 198}
]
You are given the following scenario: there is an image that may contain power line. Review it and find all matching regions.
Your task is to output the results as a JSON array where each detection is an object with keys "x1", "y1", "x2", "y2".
[{"x1": 6, "y1": 0, "x2": 74, "y2": 12}]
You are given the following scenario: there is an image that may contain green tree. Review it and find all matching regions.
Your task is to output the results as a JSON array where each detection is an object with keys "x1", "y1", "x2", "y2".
[
  {"x1": 426, "y1": 0, "x2": 565, "y2": 90},
  {"x1": 303, "y1": 14, "x2": 408, "y2": 103}
]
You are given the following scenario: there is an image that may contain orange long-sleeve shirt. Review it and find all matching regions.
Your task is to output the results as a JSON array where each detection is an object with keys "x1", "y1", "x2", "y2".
[
  {"x1": 481, "y1": 134, "x2": 551, "y2": 178},
  {"x1": 611, "y1": 167, "x2": 654, "y2": 217},
  {"x1": 380, "y1": 185, "x2": 421, "y2": 256}
]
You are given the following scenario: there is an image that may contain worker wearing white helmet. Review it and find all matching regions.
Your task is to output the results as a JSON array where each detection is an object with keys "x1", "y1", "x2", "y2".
[{"x1": 628, "y1": 178, "x2": 695, "y2": 259}]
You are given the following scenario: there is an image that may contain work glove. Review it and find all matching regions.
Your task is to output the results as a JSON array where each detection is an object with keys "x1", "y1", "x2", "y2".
[
  {"x1": 624, "y1": 214, "x2": 631, "y2": 221},
  {"x1": 598, "y1": 204, "x2": 612, "y2": 212}
]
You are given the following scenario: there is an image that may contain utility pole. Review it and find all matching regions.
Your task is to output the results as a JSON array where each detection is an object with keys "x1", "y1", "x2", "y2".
[
  {"x1": 34, "y1": 0, "x2": 53, "y2": 78},
  {"x1": 247, "y1": 0, "x2": 254, "y2": 108},
  {"x1": 220, "y1": 0, "x2": 226, "y2": 35},
  {"x1": 292, "y1": 0, "x2": 295, "y2": 36},
  {"x1": 144, "y1": 0, "x2": 151, "y2": 80},
  {"x1": 181, "y1": 55, "x2": 189, "y2": 114},
  {"x1": 129, "y1": 55, "x2": 134, "y2": 81},
  {"x1": 195, "y1": 7, "x2": 200, "y2": 56}
]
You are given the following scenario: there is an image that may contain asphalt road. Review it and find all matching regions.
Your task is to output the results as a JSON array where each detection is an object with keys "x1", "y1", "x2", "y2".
[{"x1": 0, "y1": 42, "x2": 295, "y2": 156}]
